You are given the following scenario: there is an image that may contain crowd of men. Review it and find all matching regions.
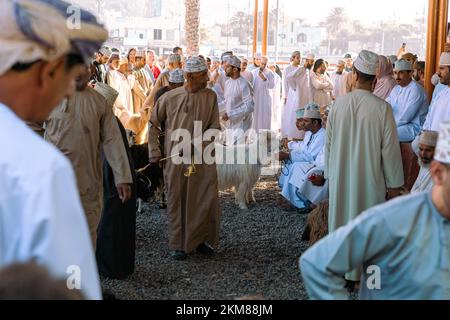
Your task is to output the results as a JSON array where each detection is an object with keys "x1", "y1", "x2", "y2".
[{"x1": 0, "y1": 0, "x2": 449, "y2": 300}]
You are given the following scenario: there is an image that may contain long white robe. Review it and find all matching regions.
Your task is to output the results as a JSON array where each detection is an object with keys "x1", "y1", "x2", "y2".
[
  {"x1": 331, "y1": 72, "x2": 348, "y2": 99},
  {"x1": 270, "y1": 72, "x2": 282, "y2": 133},
  {"x1": 222, "y1": 76, "x2": 255, "y2": 145},
  {"x1": 0, "y1": 103, "x2": 101, "y2": 300},
  {"x1": 107, "y1": 70, "x2": 138, "y2": 132},
  {"x1": 290, "y1": 145, "x2": 329, "y2": 206},
  {"x1": 251, "y1": 67, "x2": 275, "y2": 131},
  {"x1": 386, "y1": 81, "x2": 429, "y2": 142},
  {"x1": 422, "y1": 86, "x2": 450, "y2": 132},
  {"x1": 240, "y1": 70, "x2": 254, "y2": 85},
  {"x1": 411, "y1": 166, "x2": 433, "y2": 194},
  {"x1": 301, "y1": 192, "x2": 450, "y2": 300},
  {"x1": 282, "y1": 65, "x2": 299, "y2": 139},
  {"x1": 280, "y1": 128, "x2": 326, "y2": 208},
  {"x1": 326, "y1": 89, "x2": 404, "y2": 281}
]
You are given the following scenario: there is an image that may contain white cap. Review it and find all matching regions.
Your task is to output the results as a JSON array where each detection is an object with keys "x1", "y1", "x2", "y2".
[
  {"x1": 306, "y1": 53, "x2": 315, "y2": 60},
  {"x1": 99, "y1": 46, "x2": 112, "y2": 57},
  {"x1": 184, "y1": 56, "x2": 208, "y2": 73},
  {"x1": 389, "y1": 55, "x2": 398, "y2": 65},
  {"x1": 227, "y1": 56, "x2": 241, "y2": 69},
  {"x1": 94, "y1": 82, "x2": 119, "y2": 108},
  {"x1": 434, "y1": 122, "x2": 450, "y2": 164},
  {"x1": 439, "y1": 52, "x2": 450, "y2": 66},
  {"x1": 169, "y1": 68, "x2": 185, "y2": 83},
  {"x1": 337, "y1": 60, "x2": 345, "y2": 66},
  {"x1": 394, "y1": 59, "x2": 413, "y2": 71},
  {"x1": 419, "y1": 131, "x2": 439, "y2": 147},
  {"x1": 353, "y1": 50, "x2": 379, "y2": 75},
  {"x1": 303, "y1": 103, "x2": 321, "y2": 119}
]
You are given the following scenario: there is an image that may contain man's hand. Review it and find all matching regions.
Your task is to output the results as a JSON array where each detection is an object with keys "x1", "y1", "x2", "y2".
[
  {"x1": 150, "y1": 156, "x2": 161, "y2": 165},
  {"x1": 386, "y1": 188, "x2": 402, "y2": 200},
  {"x1": 222, "y1": 113, "x2": 229, "y2": 122},
  {"x1": 259, "y1": 70, "x2": 267, "y2": 81},
  {"x1": 310, "y1": 174, "x2": 326, "y2": 187},
  {"x1": 117, "y1": 183, "x2": 132, "y2": 203},
  {"x1": 276, "y1": 151, "x2": 290, "y2": 161}
]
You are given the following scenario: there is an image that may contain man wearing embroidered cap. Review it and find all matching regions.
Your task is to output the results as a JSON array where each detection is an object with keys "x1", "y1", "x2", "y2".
[
  {"x1": 387, "y1": 58, "x2": 429, "y2": 190},
  {"x1": 91, "y1": 46, "x2": 112, "y2": 84},
  {"x1": 0, "y1": 0, "x2": 108, "y2": 300},
  {"x1": 278, "y1": 103, "x2": 325, "y2": 212},
  {"x1": 331, "y1": 60, "x2": 348, "y2": 99},
  {"x1": 220, "y1": 55, "x2": 255, "y2": 145},
  {"x1": 325, "y1": 50, "x2": 404, "y2": 283},
  {"x1": 301, "y1": 121, "x2": 450, "y2": 300},
  {"x1": 411, "y1": 131, "x2": 439, "y2": 193},
  {"x1": 148, "y1": 56, "x2": 221, "y2": 261},
  {"x1": 45, "y1": 65, "x2": 133, "y2": 250}
]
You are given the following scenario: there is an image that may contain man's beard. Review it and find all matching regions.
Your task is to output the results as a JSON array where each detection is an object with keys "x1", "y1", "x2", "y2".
[{"x1": 418, "y1": 158, "x2": 432, "y2": 168}]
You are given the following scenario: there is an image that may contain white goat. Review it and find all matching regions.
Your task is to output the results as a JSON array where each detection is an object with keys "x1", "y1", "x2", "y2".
[{"x1": 216, "y1": 131, "x2": 274, "y2": 210}]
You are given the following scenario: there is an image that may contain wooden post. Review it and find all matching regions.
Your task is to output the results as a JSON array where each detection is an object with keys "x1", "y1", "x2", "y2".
[
  {"x1": 262, "y1": 0, "x2": 269, "y2": 56},
  {"x1": 425, "y1": 0, "x2": 449, "y2": 100},
  {"x1": 253, "y1": 0, "x2": 259, "y2": 56}
]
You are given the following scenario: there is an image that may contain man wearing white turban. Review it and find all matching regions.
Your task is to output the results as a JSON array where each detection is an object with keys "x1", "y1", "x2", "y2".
[
  {"x1": 301, "y1": 121, "x2": 450, "y2": 300},
  {"x1": 326, "y1": 50, "x2": 404, "y2": 283},
  {"x1": 411, "y1": 131, "x2": 438, "y2": 193},
  {"x1": 0, "y1": 0, "x2": 108, "y2": 300},
  {"x1": 251, "y1": 56, "x2": 276, "y2": 131},
  {"x1": 148, "y1": 57, "x2": 221, "y2": 261},
  {"x1": 387, "y1": 59, "x2": 429, "y2": 190},
  {"x1": 221, "y1": 55, "x2": 255, "y2": 145}
]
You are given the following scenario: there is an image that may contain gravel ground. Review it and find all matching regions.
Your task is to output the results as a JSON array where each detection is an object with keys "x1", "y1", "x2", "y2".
[{"x1": 101, "y1": 176, "x2": 312, "y2": 300}]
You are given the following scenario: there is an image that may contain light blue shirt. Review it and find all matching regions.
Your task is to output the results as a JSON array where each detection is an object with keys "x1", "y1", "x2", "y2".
[
  {"x1": 291, "y1": 128, "x2": 326, "y2": 163},
  {"x1": 300, "y1": 192, "x2": 450, "y2": 300},
  {"x1": 386, "y1": 81, "x2": 429, "y2": 142}
]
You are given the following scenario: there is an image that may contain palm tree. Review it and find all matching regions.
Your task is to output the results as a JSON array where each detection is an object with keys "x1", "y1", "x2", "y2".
[{"x1": 185, "y1": 0, "x2": 200, "y2": 55}]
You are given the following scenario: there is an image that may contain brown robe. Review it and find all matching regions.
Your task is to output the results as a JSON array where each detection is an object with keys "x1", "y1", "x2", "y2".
[
  {"x1": 132, "y1": 68, "x2": 152, "y2": 144},
  {"x1": 148, "y1": 86, "x2": 221, "y2": 253},
  {"x1": 45, "y1": 87, "x2": 133, "y2": 247}
]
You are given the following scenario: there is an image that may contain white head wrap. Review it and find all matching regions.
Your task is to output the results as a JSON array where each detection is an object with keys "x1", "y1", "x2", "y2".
[
  {"x1": 169, "y1": 68, "x2": 185, "y2": 84},
  {"x1": 434, "y1": 122, "x2": 450, "y2": 164},
  {"x1": 94, "y1": 82, "x2": 119, "y2": 108},
  {"x1": 0, "y1": 0, "x2": 108, "y2": 76},
  {"x1": 419, "y1": 131, "x2": 439, "y2": 147},
  {"x1": 439, "y1": 52, "x2": 450, "y2": 66},
  {"x1": 227, "y1": 56, "x2": 241, "y2": 69},
  {"x1": 184, "y1": 56, "x2": 208, "y2": 73},
  {"x1": 394, "y1": 59, "x2": 413, "y2": 71},
  {"x1": 354, "y1": 50, "x2": 379, "y2": 75}
]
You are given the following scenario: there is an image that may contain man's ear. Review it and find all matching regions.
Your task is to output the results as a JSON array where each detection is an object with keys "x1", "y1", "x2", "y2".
[
  {"x1": 37, "y1": 57, "x2": 65, "y2": 89},
  {"x1": 430, "y1": 161, "x2": 447, "y2": 186}
]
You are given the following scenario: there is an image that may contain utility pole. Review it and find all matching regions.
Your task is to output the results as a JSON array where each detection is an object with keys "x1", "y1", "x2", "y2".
[
  {"x1": 262, "y1": 0, "x2": 269, "y2": 56},
  {"x1": 274, "y1": 0, "x2": 280, "y2": 62},
  {"x1": 253, "y1": 0, "x2": 259, "y2": 56}
]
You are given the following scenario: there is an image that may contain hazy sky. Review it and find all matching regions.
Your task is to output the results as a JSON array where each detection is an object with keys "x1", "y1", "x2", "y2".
[{"x1": 201, "y1": 0, "x2": 429, "y2": 25}]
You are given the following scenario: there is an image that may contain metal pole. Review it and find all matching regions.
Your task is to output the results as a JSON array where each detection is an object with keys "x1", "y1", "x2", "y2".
[
  {"x1": 247, "y1": 0, "x2": 251, "y2": 57},
  {"x1": 274, "y1": 0, "x2": 280, "y2": 62},
  {"x1": 226, "y1": 0, "x2": 230, "y2": 50},
  {"x1": 262, "y1": 0, "x2": 269, "y2": 56},
  {"x1": 253, "y1": 0, "x2": 259, "y2": 56}
]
